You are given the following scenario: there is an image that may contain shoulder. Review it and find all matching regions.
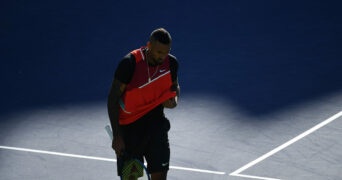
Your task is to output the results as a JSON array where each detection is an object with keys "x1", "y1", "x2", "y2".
[
  {"x1": 116, "y1": 53, "x2": 136, "y2": 71},
  {"x1": 168, "y1": 54, "x2": 178, "y2": 67},
  {"x1": 168, "y1": 54, "x2": 178, "y2": 62},
  {"x1": 114, "y1": 53, "x2": 136, "y2": 84},
  {"x1": 121, "y1": 53, "x2": 136, "y2": 65}
]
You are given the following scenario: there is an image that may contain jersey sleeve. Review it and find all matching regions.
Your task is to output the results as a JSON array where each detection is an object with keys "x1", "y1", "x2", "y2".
[{"x1": 114, "y1": 54, "x2": 135, "y2": 84}]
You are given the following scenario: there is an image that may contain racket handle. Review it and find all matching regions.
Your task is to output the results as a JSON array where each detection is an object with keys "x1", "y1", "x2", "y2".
[{"x1": 105, "y1": 125, "x2": 113, "y2": 140}]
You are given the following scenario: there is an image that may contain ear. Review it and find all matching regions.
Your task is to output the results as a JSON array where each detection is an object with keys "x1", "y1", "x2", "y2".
[{"x1": 147, "y1": 41, "x2": 151, "y2": 49}]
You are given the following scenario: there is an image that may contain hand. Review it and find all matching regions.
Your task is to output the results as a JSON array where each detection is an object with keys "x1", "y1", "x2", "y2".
[
  {"x1": 112, "y1": 135, "x2": 125, "y2": 156},
  {"x1": 163, "y1": 97, "x2": 177, "y2": 108}
]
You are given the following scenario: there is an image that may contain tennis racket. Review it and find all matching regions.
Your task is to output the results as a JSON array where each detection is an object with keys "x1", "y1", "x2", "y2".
[{"x1": 105, "y1": 125, "x2": 151, "y2": 180}]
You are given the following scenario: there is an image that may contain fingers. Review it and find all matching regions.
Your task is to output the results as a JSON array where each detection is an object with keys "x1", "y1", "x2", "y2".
[
  {"x1": 112, "y1": 136, "x2": 125, "y2": 156},
  {"x1": 115, "y1": 147, "x2": 124, "y2": 157},
  {"x1": 163, "y1": 98, "x2": 177, "y2": 108}
]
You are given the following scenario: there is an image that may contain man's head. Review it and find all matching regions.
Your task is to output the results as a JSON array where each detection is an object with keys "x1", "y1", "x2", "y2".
[{"x1": 146, "y1": 28, "x2": 172, "y2": 66}]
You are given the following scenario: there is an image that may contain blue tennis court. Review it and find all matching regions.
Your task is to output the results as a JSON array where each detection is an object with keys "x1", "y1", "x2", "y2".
[{"x1": 1, "y1": 1, "x2": 342, "y2": 179}]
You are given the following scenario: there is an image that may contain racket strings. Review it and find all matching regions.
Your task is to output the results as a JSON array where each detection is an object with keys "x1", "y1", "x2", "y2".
[{"x1": 122, "y1": 159, "x2": 146, "y2": 180}]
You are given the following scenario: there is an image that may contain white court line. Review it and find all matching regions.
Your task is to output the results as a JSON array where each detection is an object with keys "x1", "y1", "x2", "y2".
[
  {"x1": 231, "y1": 173, "x2": 280, "y2": 180},
  {"x1": 0, "y1": 146, "x2": 116, "y2": 162},
  {"x1": 230, "y1": 110, "x2": 342, "y2": 180},
  {"x1": 0, "y1": 145, "x2": 225, "y2": 175}
]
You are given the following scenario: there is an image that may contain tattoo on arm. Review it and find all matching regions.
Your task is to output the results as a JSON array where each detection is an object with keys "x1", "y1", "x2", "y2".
[{"x1": 107, "y1": 79, "x2": 126, "y2": 137}]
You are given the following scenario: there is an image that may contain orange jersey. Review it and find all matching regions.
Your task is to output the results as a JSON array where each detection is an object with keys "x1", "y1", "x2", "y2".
[{"x1": 118, "y1": 48, "x2": 176, "y2": 125}]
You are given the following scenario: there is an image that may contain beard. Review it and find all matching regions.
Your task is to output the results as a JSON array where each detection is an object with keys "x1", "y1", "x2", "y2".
[
  {"x1": 146, "y1": 50, "x2": 164, "y2": 66},
  {"x1": 154, "y1": 58, "x2": 164, "y2": 65}
]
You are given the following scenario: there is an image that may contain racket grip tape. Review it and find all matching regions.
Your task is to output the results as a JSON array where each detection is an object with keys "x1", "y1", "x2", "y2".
[{"x1": 105, "y1": 125, "x2": 114, "y2": 140}]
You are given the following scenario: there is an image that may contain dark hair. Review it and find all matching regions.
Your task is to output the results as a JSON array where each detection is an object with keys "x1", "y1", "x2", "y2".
[{"x1": 149, "y1": 28, "x2": 172, "y2": 45}]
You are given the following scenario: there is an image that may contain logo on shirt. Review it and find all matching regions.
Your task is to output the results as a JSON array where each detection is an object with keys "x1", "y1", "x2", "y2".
[{"x1": 162, "y1": 162, "x2": 169, "y2": 167}]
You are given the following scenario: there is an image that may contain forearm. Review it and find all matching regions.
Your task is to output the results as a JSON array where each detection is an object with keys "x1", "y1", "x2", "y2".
[
  {"x1": 107, "y1": 79, "x2": 125, "y2": 137},
  {"x1": 174, "y1": 84, "x2": 180, "y2": 106},
  {"x1": 107, "y1": 98, "x2": 122, "y2": 137},
  {"x1": 163, "y1": 82, "x2": 180, "y2": 108},
  {"x1": 175, "y1": 84, "x2": 180, "y2": 98}
]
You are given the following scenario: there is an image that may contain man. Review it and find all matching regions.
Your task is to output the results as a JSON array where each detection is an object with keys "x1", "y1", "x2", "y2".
[{"x1": 107, "y1": 28, "x2": 180, "y2": 180}]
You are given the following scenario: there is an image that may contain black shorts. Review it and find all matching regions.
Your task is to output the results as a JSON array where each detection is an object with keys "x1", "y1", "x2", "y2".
[{"x1": 119, "y1": 114, "x2": 171, "y2": 174}]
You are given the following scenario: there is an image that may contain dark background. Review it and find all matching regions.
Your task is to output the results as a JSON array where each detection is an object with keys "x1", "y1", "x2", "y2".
[{"x1": 1, "y1": 0, "x2": 341, "y2": 116}]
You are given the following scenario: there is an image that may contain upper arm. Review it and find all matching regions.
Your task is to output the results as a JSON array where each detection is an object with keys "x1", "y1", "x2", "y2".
[
  {"x1": 114, "y1": 79, "x2": 127, "y2": 97},
  {"x1": 169, "y1": 55, "x2": 178, "y2": 83},
  {"x1": 169, "y1": 55, "x2": 180, "y2": 96},
  {"x1": 115, "y1": 54, "x2": 135, "y2": 84},
  {"x1": 108, "y1": 54, "x2": 134, "y2": 102},
  {"x1": 107, "y1": 79, "x2": 126, "y2": 110}
]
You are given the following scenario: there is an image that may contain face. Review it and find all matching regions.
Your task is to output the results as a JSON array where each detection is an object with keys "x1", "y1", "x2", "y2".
[{"x1": 146, "y1": 41, "x2": 171, "y2": 65}]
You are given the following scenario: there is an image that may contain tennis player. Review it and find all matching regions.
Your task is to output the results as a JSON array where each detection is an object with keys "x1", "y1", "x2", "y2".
[{"x1": 107, "y1": 28, "x2": 180, "y2": 180}]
